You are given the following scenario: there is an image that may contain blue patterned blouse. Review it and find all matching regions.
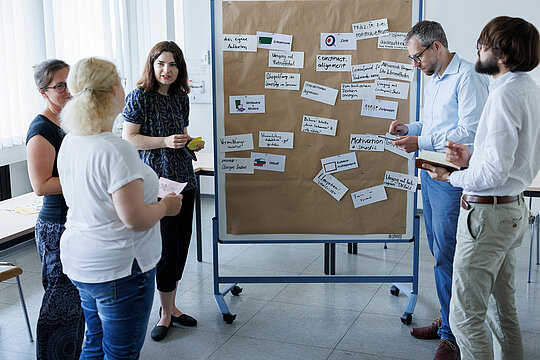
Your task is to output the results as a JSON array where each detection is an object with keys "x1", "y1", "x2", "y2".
[{"x1": 122, "y1": 88, "x2": 197, "y2": 191}]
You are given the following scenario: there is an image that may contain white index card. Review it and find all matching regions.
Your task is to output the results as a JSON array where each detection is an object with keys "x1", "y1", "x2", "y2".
[
  {"x1": 301, "y1": 115, "x2": 338, "y2": 136},
  {"x1": 341, "y1": 83, "x2": 375, "y2": 101},
  {"x1": 350, "y1": 134, "x2": 385, "y2": 151},
  {"x1": 268, "y1": 51, "x2": 304, "y2": 68},
  {"x1": 351, "y1": 185, "x2": 388, "y2": 208},
  {"x1": 352, "y1": 18, "x2": 389, "y2": 40},
  {"x1": 321, "y1": 152, "x2": 358, "y2": 174},
  {"x1": 264, "y1": 72, "x2": 300, "y2": 90},
  {"x1": 313, "y1": 170, "x2": 348, "y2": 201},
  {"x1": 251, "y1": 152, "x2": 286, "y2": 172},
  {"x1": 220, "y1": 158, "x2": 254, "y2": 174},
  {"x1": 351, "y1": 62, "x2": 381, "y2": 82},
  {"x1": 384, "y1": 171, "x2": 418, "y2": 192},
  {"x1": 320, "y1": 33, "x2": 356, "y2": 50},
  {"x1": 374, "y1": 80, "x2": 410, "y2": 99},
  {"x1": 222, "y1": 34, "x2": 257, "y2": 52},
  {"x1": 257, "y1": 31, "x2": 293, "y2": 51},
  {"x1": 316, "y1": 55, "x2": 352, "y2": 72},
  {"x1": 379, "y1": 60, "x2": 415, "y2": 82},
  {"x1": 377, "y1": 32, "x2": 408, "y2": 50},
  {"x1": 259, "y1": 131, "x2": 294, "y2": 149},
  {"x1": 301, "y1": 81, "x2": 339, "y2": 106},
  {"x1": 218, "y1": 134, "x2": 254, "y2": 153},
  {"x1": 229, "y1": 95, "x2": 265, "y2": 114},
  {"x1": 361, "y1": 98, "x2": 399, "y2": 120}
]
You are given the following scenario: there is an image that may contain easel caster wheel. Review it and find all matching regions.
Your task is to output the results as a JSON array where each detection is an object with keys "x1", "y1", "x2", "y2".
[
  {"x1": 231, "y1": 286, "x2": 243, "y2": 296},
  {"x1": 223, "y1": 313, "x2": 237, "y2": 324},
  {"x1": 400, "y1": 313, "x2": 412, "y2": 325},
  {"x1": 390, "y1": 285, "x2": 400, "y2": 296}
]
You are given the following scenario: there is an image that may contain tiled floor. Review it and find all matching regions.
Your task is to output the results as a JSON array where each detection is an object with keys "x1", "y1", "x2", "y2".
[{"x1": 1, "y1": 196, "x2": 539, "y2": 359}]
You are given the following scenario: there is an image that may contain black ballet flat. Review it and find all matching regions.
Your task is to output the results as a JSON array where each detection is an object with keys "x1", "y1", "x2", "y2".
[
  {"x1": 150, "y1": 319, "x2": 173, "y2": 342},
  {"x1": 159, "y1": 307, "x2": 197, "y2": 327}
]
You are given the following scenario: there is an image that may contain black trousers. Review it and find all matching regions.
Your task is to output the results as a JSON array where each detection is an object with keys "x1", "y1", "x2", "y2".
[{"x1": 156, "y1": 189, "x2": 195, "y2": 292}]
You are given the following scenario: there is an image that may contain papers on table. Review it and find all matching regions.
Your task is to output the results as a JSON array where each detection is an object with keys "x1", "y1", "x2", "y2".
[
  {"x1": 321, "y1": 152, "x2": 358, "y2": 174},
  {"x1": 374, "y1": 79, "x2": 409, "y2": 99},
  {"x1": 379, "y1": 61, "x2": 415, "y2": 82},
  {"x1": 223, "y1": 34, "x2": 257, "y2": 52},
  {"x1": 320, "y1": 33, "x2": 356, "y2": 50},
  {"x1": 341, "y1": 83, "x2": 375, "y2": 101},
  {"x1": 158, "y1": 178, "x2": 187, "y2": 198},
  {"x1": 316, "y1": 55, "x2": 352, "y2": 72},
  {"x1": 257, "y1": 31, "x2": 293, "y2": 51},
  {"x1": 350, "y1": 134, "x2": 385, "y2": 151},
  {"x1": 361, "y1": 98, "x2": 399, "y2": 120},
  {"x1": 265, "y1": 72, "x2": 300, "y2": 90},
  {"x1": 259, "y1": 131, "x2": 294, "y2": 149},
  {"x1": 268, "y1": 50, "x2": 304, "y2": 68},
  {"x1": 352, "y1": 18, "x2": 389, "y2": 40},
  {"x1": 251, "y1": 152, "x2": 286, "y2": 172},
  {"x1": 351, "y1": 62, "x2": 381, "y2": 82},
  {"x1": 301, "y1": 81, "x2": 339, "y2": 106},
  {"x1": 301, "y1": 115, "x2": 338, "y2": 136},
  {"x1": 351, "y1": 185, "x2": 387, "y2": 208},
  {"x1": 377, "y1": 32, "x2": 408, "y2": 50},
  {"x1": 313, "y1": 170, "x2": 348, "y2": 201},
  {"x1": 220, "y1": 158, "x2": 254, "y2": 174},
  {"x1": 384, "y1": 171, "x2": 418, "y2": 192},
  {"x1": 219, "y1": 134, "x2": 254, "y2": 153},
  {"x1": 229, "y1": 95, "x2": 265, "y2": 114}
]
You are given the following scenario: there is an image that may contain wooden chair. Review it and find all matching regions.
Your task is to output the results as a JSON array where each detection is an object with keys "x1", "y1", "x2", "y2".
[{"x1": 0, "y1": 262, "x2": 34, "y2": 342}]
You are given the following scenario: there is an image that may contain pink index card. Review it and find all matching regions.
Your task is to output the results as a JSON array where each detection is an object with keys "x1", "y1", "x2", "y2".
[{"x1": 158, "y1": 178, "x2": 187, "y2": 198}]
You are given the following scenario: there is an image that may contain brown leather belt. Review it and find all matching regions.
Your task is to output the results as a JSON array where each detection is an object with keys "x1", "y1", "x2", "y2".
[{"x1": 461, "y1": 194, "x2": 521, "y2": 210}]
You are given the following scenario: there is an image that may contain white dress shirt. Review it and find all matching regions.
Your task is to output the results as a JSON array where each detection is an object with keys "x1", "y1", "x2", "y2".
[{"x1": 449, "y1": 72, "x2": 540, "y2": 196}]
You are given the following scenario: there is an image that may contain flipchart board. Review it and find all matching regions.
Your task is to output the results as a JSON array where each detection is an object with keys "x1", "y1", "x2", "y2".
[{"x1": 212, "y1": 0, "x2": 420, "y2": 240}]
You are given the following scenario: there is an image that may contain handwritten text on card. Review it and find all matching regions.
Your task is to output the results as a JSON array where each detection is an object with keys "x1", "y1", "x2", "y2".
[
  {"x1": 361, "y1": 99, "x2": 399, "y2": 120},
  {"x1": 383, "y1": 133, "x2": 415, "y2": 160},
  {"x1": 351, "y1": 185, "x2": 387, "y2": 208},
  {"x1": 316, "y1": 55, "x2": 352, "y2": 72},
  {"x1": 220, "y1": 158, "x2": 254, "y2": 174},
  {"x1": 264, "y1": 72, "x2": 300, "y2": 90},
  {"x1": 351, "y1": 62, "x2": 381, "y2": 82},
  {"x1": 218, "y1": 134, "x2": 254, "y2": 153},
  {"x1": 313, "y1": 170, "x2": 348, "y2": 201},
  {"x1": 259, "y1": 131, "x2": 294, "y2": 149},
  {"x1": 229, "y1": 95, "x2": 265, "y2": 114},
  {"x1": 301, "y1": 115, "x2": 338, "y2": 136},
  {"x1": 158, "y1": 178, "x2": 187, "y2": 198},
  {"x1": 341, "y1": 83, "x2": 375, "y2": 101},
  {"x1": 257, "y1": 31, "x2": 293, "y2": 51},
  {"x1": 251, "y1": 152, "x2": 286, "y2": 172},
  {"x1": 384, "y1": 171, "x2": 418, "y2": 192},
  {"x1": 222, "y1": 34, "x2": 257, "y2": 52},
  {"x1": 377, "y1": 32, "x2": 408, "y2": 50},
  {"x1": 301, "y1": 81, "x2": 339, "y2": 106},
  {"x1": 374, "y1": 80, "x2": 410, "y2": 99},
  {"x1": 352, "y1": 18, "x2": 389, "y2": 40},
  {"x1": 321, "y1": 152, "x2": 358, "y2": 174},
  {"x1": 350, "y1": 134, "x2": 385, "y2": 151},
  {"x1": 268, "y1": 51, "x2": 304, "y2": 68},
  {"x1": 379, "y1": 61, "x2": 415, "y2": 82}
]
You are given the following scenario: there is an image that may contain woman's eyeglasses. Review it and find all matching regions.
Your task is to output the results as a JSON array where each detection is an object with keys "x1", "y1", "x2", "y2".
[{"x1": 41, "y1": 82, "x2": 67, "y2": 94}]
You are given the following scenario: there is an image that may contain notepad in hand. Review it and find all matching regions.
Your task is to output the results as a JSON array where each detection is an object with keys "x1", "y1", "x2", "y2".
[{"x1": 415, "y1": 150, "x2": 460, "y2": 171}]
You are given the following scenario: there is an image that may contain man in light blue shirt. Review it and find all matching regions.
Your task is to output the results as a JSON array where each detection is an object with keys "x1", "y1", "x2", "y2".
[{"x1": 389, "y1": 20, "x2": 489, "y2": 360}]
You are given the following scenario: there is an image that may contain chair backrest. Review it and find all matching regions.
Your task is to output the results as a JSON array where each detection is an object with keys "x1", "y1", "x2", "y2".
[{"x1": 0, "y1": 262, "x2": 23, "y2": 282}]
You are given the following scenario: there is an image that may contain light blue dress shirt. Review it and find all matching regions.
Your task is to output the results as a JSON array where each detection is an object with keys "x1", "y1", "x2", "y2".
[{"x1": 406, "y1": 53, "x2": 490, "y2": 152}]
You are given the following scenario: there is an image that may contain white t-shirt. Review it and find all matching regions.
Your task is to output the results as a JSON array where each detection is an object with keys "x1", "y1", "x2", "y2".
[{"x1": 58, "y1": 132, "x2": 161, "y2": 283}]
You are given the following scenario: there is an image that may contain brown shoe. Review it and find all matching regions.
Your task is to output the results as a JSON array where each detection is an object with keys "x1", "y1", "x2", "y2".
[
  {"x1": 410, "y1": 318, "x2": 441, "y2": 339},
  {"x1": 433, "y1": 339, "x2": 459, "y2": 360}
]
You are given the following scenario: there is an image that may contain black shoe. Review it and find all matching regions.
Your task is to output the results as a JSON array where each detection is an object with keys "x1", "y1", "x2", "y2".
[
  {"x1": 160, "y1": 307, "x2": 198, "y2": 327},
  {"x1": 150, "y1": 319, "x2": 173, "y2": 342}
]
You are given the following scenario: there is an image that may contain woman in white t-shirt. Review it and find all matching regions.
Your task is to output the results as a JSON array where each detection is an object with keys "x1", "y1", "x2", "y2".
[{"x1": 57, "y1": 57, "x2": 182, "y2": 359}]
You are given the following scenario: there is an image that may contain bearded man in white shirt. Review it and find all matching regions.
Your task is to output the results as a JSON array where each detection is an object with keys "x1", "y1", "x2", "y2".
[{"x1": 423, "y1": 16, "x2": 540, "y2": 360}]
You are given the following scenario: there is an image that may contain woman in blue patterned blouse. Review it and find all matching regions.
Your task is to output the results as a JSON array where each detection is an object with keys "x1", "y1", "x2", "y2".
[{"x1": 122, "y1": 41, "x2": 203, "y2": 342}]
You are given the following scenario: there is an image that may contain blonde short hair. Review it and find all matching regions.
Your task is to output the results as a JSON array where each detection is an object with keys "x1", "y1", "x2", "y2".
[{"x1": 60, "y1": 57, "x2": 120, "y2": 135}]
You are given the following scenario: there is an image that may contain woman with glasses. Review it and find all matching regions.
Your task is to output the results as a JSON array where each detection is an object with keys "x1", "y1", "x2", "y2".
[
  {"x1": 26, "y1": 59, "x2": 85, "y2": 360},
  {"x1": 122, "y1": 41, "x2": 203, "y2": 341},
  {"x1": 57, "y1": 57, "x2": 182, "y2": 358}
]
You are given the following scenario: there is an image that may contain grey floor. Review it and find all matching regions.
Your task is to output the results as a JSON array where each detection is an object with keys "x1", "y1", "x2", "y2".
[{"x1": 1, "y1": 196, "x2": 539, "y2": 359}]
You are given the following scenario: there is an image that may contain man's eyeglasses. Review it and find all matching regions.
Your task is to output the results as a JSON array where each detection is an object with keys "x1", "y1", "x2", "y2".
[
  {"x1": 41, "y1": 82, "x2": 67, "y2": 94},
  {"x1": 476, "y1": 41, "x2": 484, "y2": 51},
  {"x1": 408, "y1": 42, "x2": 434, "y2": 63}
]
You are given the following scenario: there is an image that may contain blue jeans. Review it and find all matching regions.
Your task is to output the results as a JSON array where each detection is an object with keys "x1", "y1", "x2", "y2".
[
  {"x1": 421, "y1": 170, "x2": 462, "y2": 342},
  {"x1": 71, "y1": 260, "x2": 156, "y2": 360}
]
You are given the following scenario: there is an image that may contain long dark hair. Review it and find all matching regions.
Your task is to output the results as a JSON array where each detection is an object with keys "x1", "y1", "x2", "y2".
[{"x1": 137, "y1": 41, "x2": 190, "y2": 95}]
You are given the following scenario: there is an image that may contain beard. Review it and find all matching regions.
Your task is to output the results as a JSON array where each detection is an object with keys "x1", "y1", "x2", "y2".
[
  {"x1": 475, "y1": 53, "x2": 499, "y2": 75},
  {"x1": 423, "y1": 62, "x2": 437, "y2": 76}
]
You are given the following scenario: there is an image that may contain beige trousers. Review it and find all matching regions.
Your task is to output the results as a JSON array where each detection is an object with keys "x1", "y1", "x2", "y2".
[{"x1": 449, "y1": 197, "x2": 527, "y2": 360}]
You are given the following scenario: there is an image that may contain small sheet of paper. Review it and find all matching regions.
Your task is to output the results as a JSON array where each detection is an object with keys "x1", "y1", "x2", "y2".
[
  {"x1": 382, "y1": 133, "x2": 415, "y2": 160},
  {"x1": 219, "y1": 134, "x2": 254, "y2": 153},
  {"x1": 158, "y1": 178, "x2": 187, "y2": 198},
  {"x1": 316, "y1": 55, "x2": 352, "y2": 72},
  {"x1": 374, "y1": 79, "x2": 410, "y2": 100},
  {"x1": 313, "y1": 170, "x2": 348, "y2": 201},
  {"x1": 229, "y1": 95, "x2": 265, "y2": 114},
  {"x1": 320, "y1": 33, "x2": 356, "y2": 50},
  {"x1": 259, "y1": 131, "x2": 294, "y2": 149},
  {"x1": 377, "y1": 32, "x2": 408, "y2": 50},
  {"x1": 321, "y1": 152, "x2": 358, "y2": 174},
  {"x1": 351, "y1": 62, "x2": 381, "y2": 82},
  {"x1": 384, "y1": 171, "x2": 418, "y2": 192},
  {"x1": 251, "y1": 152, "x2": 286, "y2": 172},
  {"x1": 257, "y1": 31, "x2": 293, "y2": 51},
  {"x1": 352, "y1": 18, "x2": 389, "y2": 40},
  {"x1": 351, "y1": 184, "x2": 387, "y2": 208},
  {"x1": 341, "y1": 83, "x2": 375, "y2": 101},
  {"x1": 350, "y1": 134, "x2": 385, "y2": 151},
  {"x1": 361, "y1": 98, "x2": 399, "y2": 120},
  {"x1": 301, "y1": 81, "x2": 339, "y2": 106},
  {"x1": 220, "y1": 158, "x2": 254, "y2": 174},
  {"x1": 265, "y1": 72, "x2": 300, "y2": 90},
  {"x1": 223, "y1": 34, "x2": 257, "y2": 52},
  {"x1": 268, "y1": 50, "x2": 304, "y2": 68},
  {"x1": 379, "y1": 60, "x2": 415, "y2": 82},
  {"x1": 301, "y1": 115, "x2": 338, "y2": 136}
]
